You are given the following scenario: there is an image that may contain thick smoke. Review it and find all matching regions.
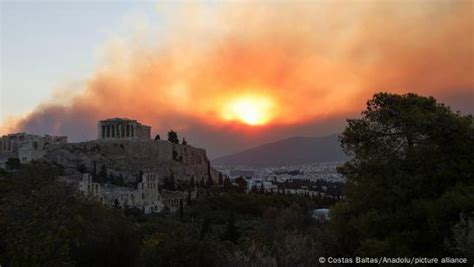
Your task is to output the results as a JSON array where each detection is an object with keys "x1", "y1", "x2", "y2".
[{"x1": 2, "y1": 1, "x2": 473, "y2": 157}]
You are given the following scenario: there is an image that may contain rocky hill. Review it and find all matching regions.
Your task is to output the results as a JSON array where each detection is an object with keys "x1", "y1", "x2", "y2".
[{"x1": 43, "y1": 139, "x2": 219, "y2": 185}]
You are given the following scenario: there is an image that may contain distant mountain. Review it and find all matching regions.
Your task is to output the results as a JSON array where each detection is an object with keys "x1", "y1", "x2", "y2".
[{"x1": 212, "y1": 134, "x2": 348, "y2": 167}]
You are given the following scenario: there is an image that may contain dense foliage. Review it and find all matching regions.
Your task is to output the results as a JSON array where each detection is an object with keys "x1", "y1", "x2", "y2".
[
  {"x1": 332, "y1": 93, "x2": 474, "y2": 259},
  {"x1": 0, "y1": 163, "x2": 140, "y2": 267},
  {"x1": 0, "y1": 163, "x2": 336, "y2": 267},
  {"x1": 167, "y1": 130, "x2": 179, "y2": 144}
]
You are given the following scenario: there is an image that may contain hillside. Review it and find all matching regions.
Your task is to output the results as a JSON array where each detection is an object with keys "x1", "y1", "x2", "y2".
[
  {"x1": 42, "y1": 139, "x2": 220, "y2": 184},
  {"x1": 212, "y1": 134, "x2": 348, "y2": 167}
]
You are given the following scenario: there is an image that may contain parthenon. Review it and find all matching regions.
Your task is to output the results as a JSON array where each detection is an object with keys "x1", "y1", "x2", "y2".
[{"x1": 98, "y1": 118, "x2": 151, "y2": 140}]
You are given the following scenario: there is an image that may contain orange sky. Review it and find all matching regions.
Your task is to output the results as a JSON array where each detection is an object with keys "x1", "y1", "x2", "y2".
[{"x1": 2, "y1": 1, "x2": 473, "y2": 157}]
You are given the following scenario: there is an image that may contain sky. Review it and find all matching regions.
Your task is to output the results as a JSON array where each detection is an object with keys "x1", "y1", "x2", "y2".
[{"x1": 1, "y1": 0, "x2": 473, "y2": 158}]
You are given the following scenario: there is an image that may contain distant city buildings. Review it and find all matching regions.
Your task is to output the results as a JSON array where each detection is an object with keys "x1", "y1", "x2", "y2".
[
  {"x1": 98, "y1": 118, "x2": 151, "y2": 140},
  {"x1": 229, "y1": 169, "x2": 255, "y2": 178},
  {"x1": 217, "y1": 162, "x2": 345, "y2": 198}
]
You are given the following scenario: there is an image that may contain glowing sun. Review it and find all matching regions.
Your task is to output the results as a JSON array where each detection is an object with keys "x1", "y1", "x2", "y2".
[{"x1": 222, "y1": 95, "x2": 275, "y2": 126}]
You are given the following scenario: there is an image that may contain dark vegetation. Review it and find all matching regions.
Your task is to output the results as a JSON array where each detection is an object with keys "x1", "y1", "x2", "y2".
[
  {"x1": 333, "y1": 93, "x2": 474, "y2": 259},
  {"x1": 0, "y1": 93, "x2": 472, "y2": 266},
  {"x1": 167, "y1": 130, "x2": 179, "y2": 144},
  {"x1": 0, "y1": 162, "x2": 337, "y2": 266}
]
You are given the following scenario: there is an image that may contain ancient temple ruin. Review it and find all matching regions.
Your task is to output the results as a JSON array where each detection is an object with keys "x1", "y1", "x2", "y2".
[
  {"x1": 0, "y1": 133, "x2": 67, "y2": 166},
  {"x1": 98, "y1": 118, "x2": 151, "y2": 140},
  {"x1": 76, "y1": 172, "x2": 188, "y2": 214}
]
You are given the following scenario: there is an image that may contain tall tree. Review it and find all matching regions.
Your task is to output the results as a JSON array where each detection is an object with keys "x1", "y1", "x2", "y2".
[
  {"x1": 332, "y1": 92, "x2": 474, "y2": 257},
  {"x1": 167, "y1": 130, "x2": 179, "y2": 144},
  {"x1": 5, "y1": 158, "x2": 21, "y2": 170}
]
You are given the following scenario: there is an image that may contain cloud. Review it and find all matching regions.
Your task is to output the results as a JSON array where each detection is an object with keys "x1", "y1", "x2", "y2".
[{"x1": 2, "y1": 0, "x2": 473, "y2": 157}]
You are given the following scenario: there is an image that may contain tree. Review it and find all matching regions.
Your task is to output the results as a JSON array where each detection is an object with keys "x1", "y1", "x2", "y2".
[
  {"x1": 179, "y1": 199, "x2": 184, "y2": 221},
  {"x1": 5, "y1": 158, "x2": 21, "y2": 170},
  {"x1": 186, "y1": 190, "x2": 192, "y2": 205},
  {"x1": 207, "y1": 175, "x2": 214, "y2": 187},
  {"x1": 92, "y1": 162, "x2": 97, "y2": 177},
  {"x1": 0, "y1": 162, "x2": 140, "y2": 266},
  {"x1": 167, "y1": 130, "x2": 179, "y2": 144},
  {"x1": 222, "y1": 212, "x2": 239, "y2": 243},
  {"x1": 162, "y1": 175, "x2": 176, "y2": 191},
  {"x1": 98, "y1": 164, "x2": 107, "y2": 183},
  {"x1": 218, "y1": 173, "x2": 224, "y2": 185},
  {"x1": 235, "y1": 177, "x2": 247, "y2": 193},
  {"x1": 332, "y1": 92, "x2": 474, "y2": 257},
  {"x1": 181, "y1": 138, "x2": 188, "y2": 145},
  {"x1": 223, "y1": 177, "x2": 232, "y2": 189},
  {"x1": 154, "y1": 134, "x2": 161, "y2": 141},
  {"x1": 77, "y1": 163, "x2": 87, "y2": 173}
]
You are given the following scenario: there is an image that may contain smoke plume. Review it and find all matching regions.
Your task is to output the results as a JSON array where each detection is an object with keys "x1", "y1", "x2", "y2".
[{"x1": 2, "y1": 1, "x2": 473, "y2": 157}]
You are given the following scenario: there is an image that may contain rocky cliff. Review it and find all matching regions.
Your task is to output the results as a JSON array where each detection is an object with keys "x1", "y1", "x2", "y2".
[{"x1": 43, "y1": 139, "x2": 219, "y2": 185}]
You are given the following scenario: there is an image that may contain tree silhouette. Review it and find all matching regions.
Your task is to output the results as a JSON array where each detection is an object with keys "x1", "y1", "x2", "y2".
[
  {"x1": 218, "y1": 173, "x2": 223, "y2": 185},
  {"x1": 167, "y1": 130, "x2": 179, "y2": 144},
  {"x1": 5, "y1": 158, "x2": 21, "y2": 170},
  {"x1": 222, "y1": 213, "x2": 239, "y2": 243},
  {"x1": 332, "y1": 92, "x2": 474, "y2": 257}
]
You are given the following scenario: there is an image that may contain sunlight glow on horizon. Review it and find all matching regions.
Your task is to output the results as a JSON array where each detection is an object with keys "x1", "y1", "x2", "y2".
[{"x1": 222, "y1": 95, "x2": 275, "y2": 126}]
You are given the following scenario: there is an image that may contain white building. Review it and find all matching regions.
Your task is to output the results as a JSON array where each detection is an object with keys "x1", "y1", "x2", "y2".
[{"x1": 79, "y1": 172, "x2": 165, "y2": 214}]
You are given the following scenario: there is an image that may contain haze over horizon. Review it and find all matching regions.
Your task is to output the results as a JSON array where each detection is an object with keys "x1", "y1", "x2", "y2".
[{"x1": 1, "y1": 1, "x2": 473, "y2": 158}]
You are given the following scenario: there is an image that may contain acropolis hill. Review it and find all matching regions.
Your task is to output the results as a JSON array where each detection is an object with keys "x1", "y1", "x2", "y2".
[{"x1": 1, "y1": 118, "x2": 220, "y2": 185}]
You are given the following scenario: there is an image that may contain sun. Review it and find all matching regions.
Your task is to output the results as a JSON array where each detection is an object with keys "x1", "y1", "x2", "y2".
[{"x1": 222, "y1": 95, "x2": 274, "y2": 126}]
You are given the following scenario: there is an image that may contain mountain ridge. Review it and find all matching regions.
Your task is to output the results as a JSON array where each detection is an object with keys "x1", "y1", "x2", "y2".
[{"x1": 212, "y1": 133, "x2": 348, "y2": 167}]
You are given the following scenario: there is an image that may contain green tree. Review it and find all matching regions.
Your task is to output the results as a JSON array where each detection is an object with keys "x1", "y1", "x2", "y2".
[
  {"x1": 167, "y1": 130, "x2": 179, "y2": 144},
  {"x1": 332, "y1": 92, "x2": 474, "y2": 257},
  {"x1": 235, "y1": 177, "x2": 248, "y2": 193},
  {"x1": 181, "y1": 138, "x2": 188, "y2": 145},
  {"x1": 207, "y1": 175, "x2": 214, "y2": 187},
  {"x1": 77, "y1": 163, "x2": 87, "y2": 173},
  {"x1": 218, "y1": 173, "x2": 224, "y2": 185},
  {"x1": 154, "y1": 134, "x2": 160, "y2": 141},
  {"x1": 0, "y1": 162, "x2": 140, "y2": 266},
  {"x1": 222, "y1": 213, "x2": 239, "y2": 243},
  {"x1": 98, "y1": 164, "x2": 107, "y2": 183},
  {"x1": 5, "y1": 158, "x2": 21, "y2": 170},
  {"x1": 162, "y1": 175, "x2": 176, "y2": 191}
]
